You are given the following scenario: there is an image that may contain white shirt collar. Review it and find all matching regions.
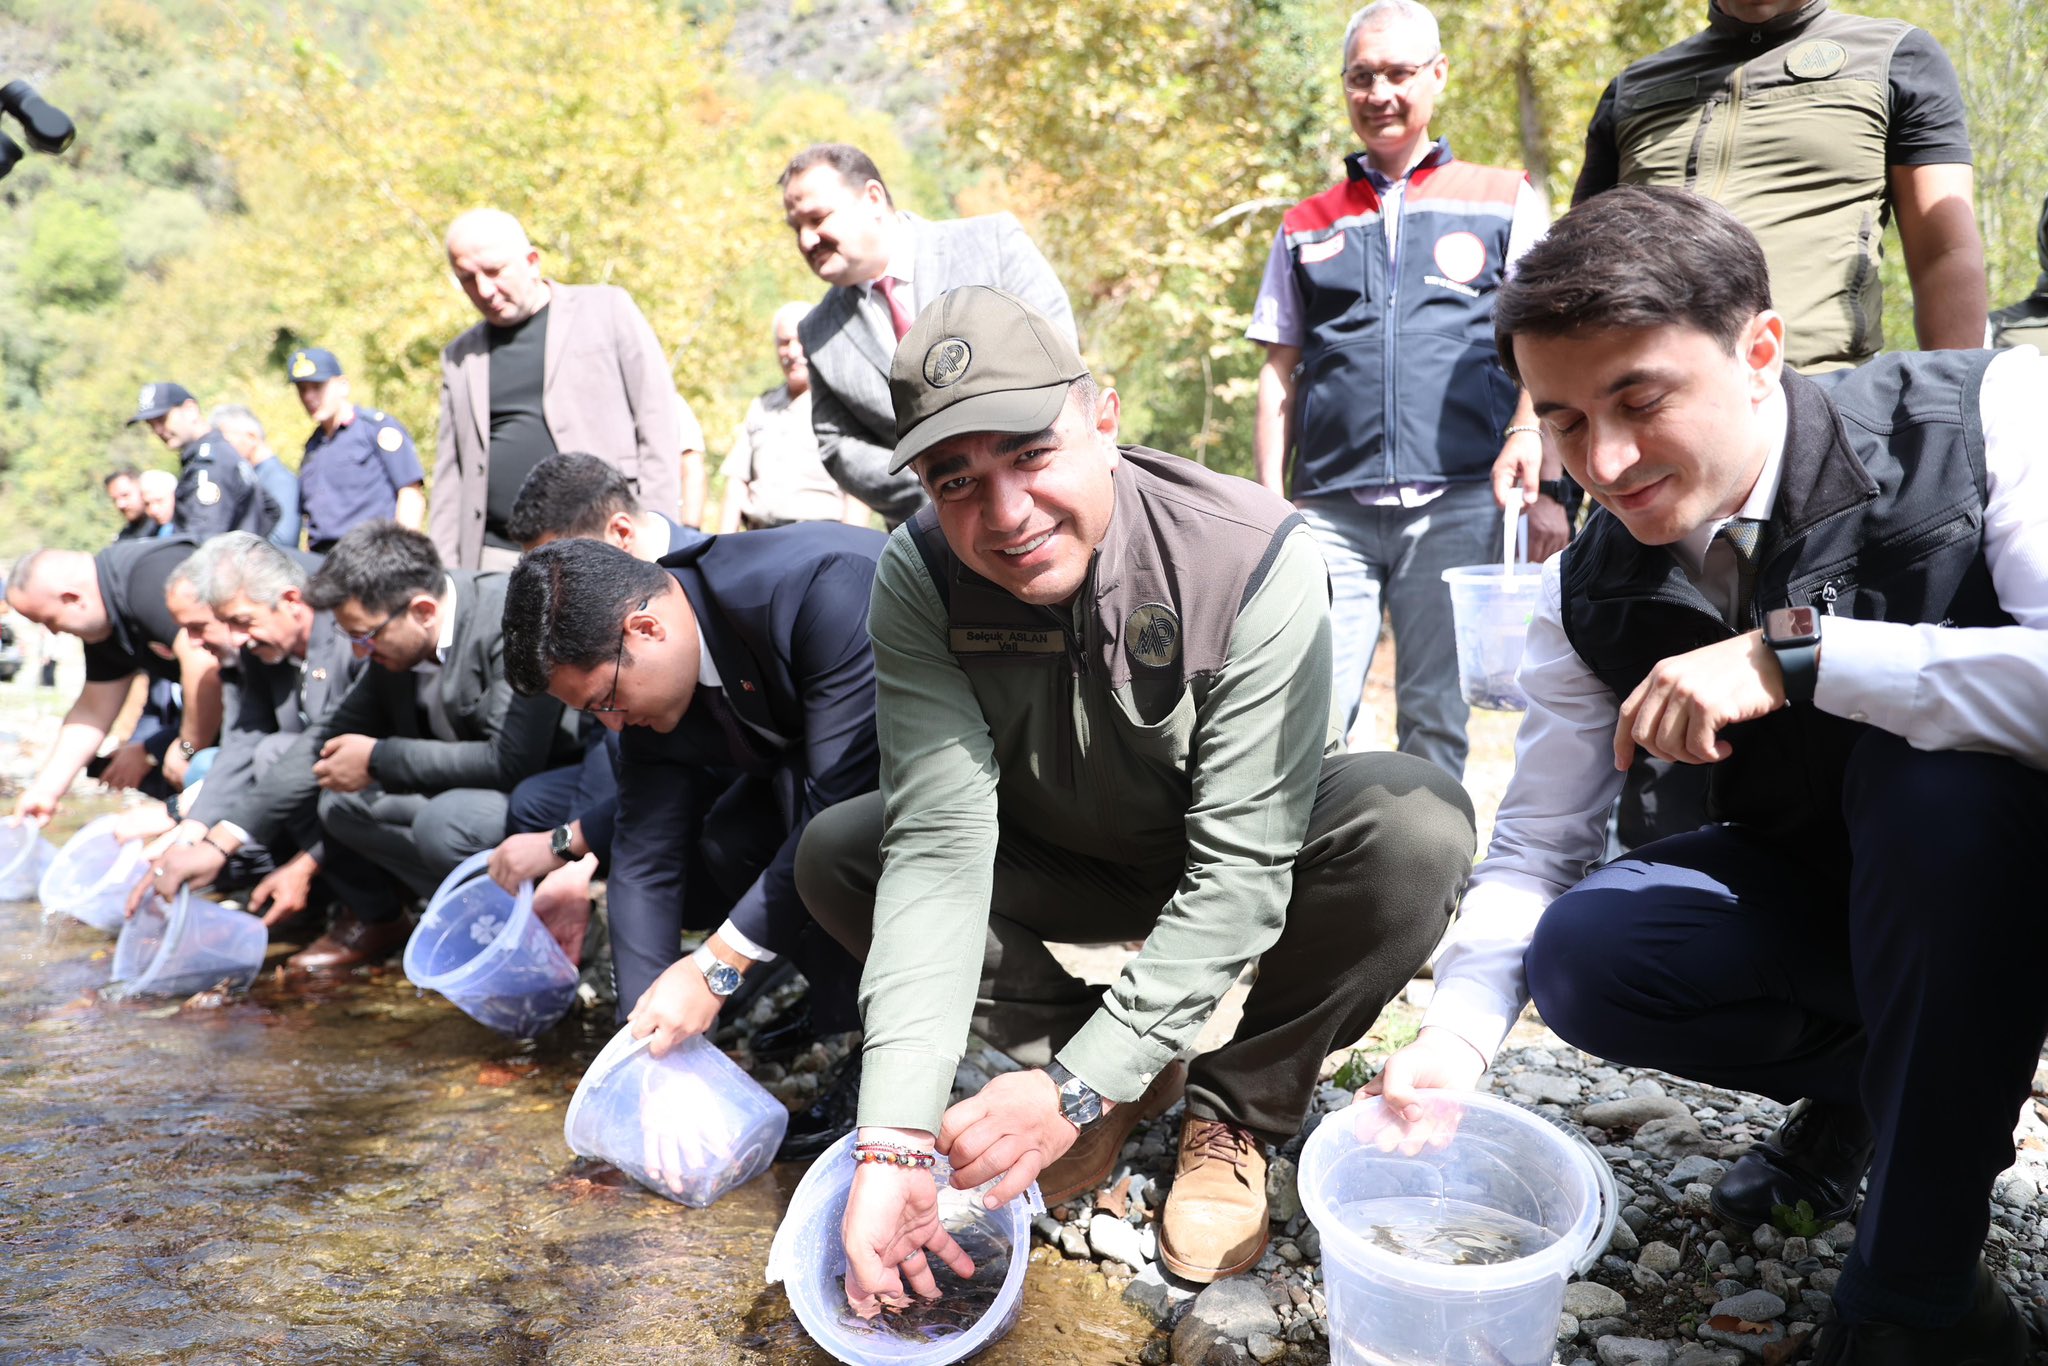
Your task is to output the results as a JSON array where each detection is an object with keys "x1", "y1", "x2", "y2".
[
  {"x1": 1671, "y1": 386, "x2": 1789, "y2": 578},
  {"x1": 415, "y1": 574, "x2": 460, "y2": 672},
  {"x1": 696, "y1": 621, "x2": 720, "y2": 689},
  {"x1": 860, "y1": 213, "x2": 916, "y2": 297}
]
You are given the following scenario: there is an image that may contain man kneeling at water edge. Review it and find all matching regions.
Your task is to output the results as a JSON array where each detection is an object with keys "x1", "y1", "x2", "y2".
[{"x1": 797, "y1": 285, "x2": 1475, "y2": 1312}]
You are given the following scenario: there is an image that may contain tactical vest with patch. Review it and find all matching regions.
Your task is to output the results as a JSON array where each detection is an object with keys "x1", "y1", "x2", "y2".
[
  {"x1": 1560, "y1": 351, "x2": 2009, "y2": 837},
  {"x1": 904, "y1": 447, "x2": 1308, "y2": 864},
  {"x1": 1608, "y1": 2, "x2": 1920, "y2": 370},
  {"x1": 1278, "y1": 142, "x2": 1525, "y2": 496}
]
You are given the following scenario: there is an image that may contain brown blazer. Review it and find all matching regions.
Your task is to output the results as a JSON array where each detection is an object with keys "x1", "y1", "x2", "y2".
[{"x1": 430, "y1": 281, "x2": 692, "y2": 568}]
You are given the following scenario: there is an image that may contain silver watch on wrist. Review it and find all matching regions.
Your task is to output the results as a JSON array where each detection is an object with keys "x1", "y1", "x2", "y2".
[
  {"x1": 1043, "y1": 1061, "x2": 1104, "y2": 1131},
  {"x1": 690, "y1": 944, "x2": 743, "y2": 997}
]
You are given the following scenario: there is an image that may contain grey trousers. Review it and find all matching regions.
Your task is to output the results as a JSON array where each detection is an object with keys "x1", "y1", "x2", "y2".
[
  {"x1": 796, "y1": 750, "x2": 1476, "y2": 1145},
  {"x1": 317, "y1": 785, "x2": 512, "y2": 922}
]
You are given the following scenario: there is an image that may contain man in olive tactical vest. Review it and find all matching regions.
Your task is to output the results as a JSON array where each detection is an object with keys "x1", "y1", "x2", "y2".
[
  {"x1": 1372, "y1": 186, "x2": 2048, "y2": 1366},
  {"x1": 798, "y1": 286, "x2": 1476, "y2": 1308}
]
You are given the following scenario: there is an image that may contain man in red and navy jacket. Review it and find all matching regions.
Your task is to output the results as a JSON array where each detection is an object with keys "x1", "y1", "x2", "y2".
[{"x1": 1248, "y1": 0, "x2": 1549, "y2": 782}]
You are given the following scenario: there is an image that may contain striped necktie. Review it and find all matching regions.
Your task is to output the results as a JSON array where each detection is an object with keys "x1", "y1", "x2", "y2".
[{"x1": 1715, "y1": 517, "x2": 1767, "y2": 628}]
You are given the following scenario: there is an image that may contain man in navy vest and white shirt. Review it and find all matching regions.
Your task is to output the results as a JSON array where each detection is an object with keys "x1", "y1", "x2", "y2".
[{"x1": 1368, "y1": 184, "x2": 2048, "y2": 1366}]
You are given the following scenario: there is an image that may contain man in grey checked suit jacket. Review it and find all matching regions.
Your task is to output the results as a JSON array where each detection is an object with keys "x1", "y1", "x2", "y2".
[{"x1": 779, "y1": 143, "x2": 1077, "y2": 524}]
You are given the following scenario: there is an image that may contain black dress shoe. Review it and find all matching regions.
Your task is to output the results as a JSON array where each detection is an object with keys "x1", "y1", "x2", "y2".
[
  {"x1": 1710, "y1": 1098, "x2": 1874, "y2": 1229},
  {"x1": 1810, "y1": 1261, "x2": 2029, "y2": 1366},
  {"x1": 748, "y1": 1000, "x2": 817, "y2": 1064},
  {"x1": 776, "y1": 1055, "x2": 860, "y2": 1163}
]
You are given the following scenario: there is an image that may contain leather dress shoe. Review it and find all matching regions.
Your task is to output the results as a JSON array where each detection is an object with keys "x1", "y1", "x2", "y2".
[
  {"x1": 1158, "y1": 1116, "x2": 1270, "y2": 1283},
  {"x1": 777, "y1": 1054, "x2": 860, "y2": 1163},
  {"x1": 1038, "y1": 1059, "x2": 1189, "y2": 1207},
  {"x1": 1710, "y1": 1098, "x2": 1874, "y2": 1229},
  {"x1": 1810, "y1": 1260, "x2": 2030, "y2": 1366},
  {"x1": 285, "y1": 911, "x2": 410, "y2": 974},
  {"x1": 747, "y1": 1000, "x2": 818, "y2": 1065}
]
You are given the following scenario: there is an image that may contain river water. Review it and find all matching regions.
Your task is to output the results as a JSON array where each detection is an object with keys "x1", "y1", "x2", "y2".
[{"x1": 0, "y1": 885, "x2": 1153, "y2": 1364}]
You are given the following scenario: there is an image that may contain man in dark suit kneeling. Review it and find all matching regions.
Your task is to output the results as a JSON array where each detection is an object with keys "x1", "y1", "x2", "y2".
[{"x1": 501, "y1": 525, "x2": 885, "y2": 1159}]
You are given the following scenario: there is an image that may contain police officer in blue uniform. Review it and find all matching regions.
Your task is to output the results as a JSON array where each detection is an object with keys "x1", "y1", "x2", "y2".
[
  {"x1": 288, "y1": 348, "x2": 427, "y2": 552},
  {"x1": 127, "y1": 381, "x2": 276, "y2": 540}
]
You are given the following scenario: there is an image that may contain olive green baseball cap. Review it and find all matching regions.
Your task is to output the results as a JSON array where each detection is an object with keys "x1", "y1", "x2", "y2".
[{"x1": 889, "y1": 285, "x2": 1089, "y2": 473}]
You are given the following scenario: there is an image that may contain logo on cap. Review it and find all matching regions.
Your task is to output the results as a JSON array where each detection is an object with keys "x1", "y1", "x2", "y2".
[
  {"x1": 923, "y1": 338, "x2": 973, "y2": 389},
  {"x1": 291, "y1": 354, "x2": 316, "y2": 379},
  {"x1": 139, "y1": 384, "x2": 156, "y2": 410},
  {"x1": 1124, "y1": 603, "x2": 1181, "y2": 669}
]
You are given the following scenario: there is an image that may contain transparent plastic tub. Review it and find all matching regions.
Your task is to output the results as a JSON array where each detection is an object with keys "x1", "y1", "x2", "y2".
[
  {"x1": 1441, "y1": 565, "x2": 1545, "y2": 712},
  {"x1": 0, "y1": 821, "x2": 55, "y2": 902},
  {"x1": 767, "y1": 1130, "x2": 1042, "y2": 1366},
  {"x1": 563, "y1": 1026, "x2": 787, "y2": 1207},
  {"x1": 39, "y1": 813, "x2": 148, "y2": 933},
  {"x1": 1299, "y1": 1093, "x2": 1617, "y2": 1366},
  {"x1": 403, "y1": 850, "x2": 578, "y2": 1038},
  {"x1": 108, "y1": 888, "x2": 268, "y2": 999}
]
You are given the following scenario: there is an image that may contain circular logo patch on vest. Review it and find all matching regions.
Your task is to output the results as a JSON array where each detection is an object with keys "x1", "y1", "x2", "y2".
[
  {"x1": 1124, "y1": 603, "x2": 1181, "y2": 670},
  {"x1": 378, "y1": 424, "x2": 404, "y2": 452},
  {"x1": 923, "y1": 338, "x2": 972, "y2": 388},
  {"x1": 1432, "y1": 231, "x2": 1488, "y2": 285},
  {"x1": 1785, "y1": 39, "x2": 1846, "y2": 80},
  {"x1": 195, "y1": 471, "x2": 220, "y2": 505}
]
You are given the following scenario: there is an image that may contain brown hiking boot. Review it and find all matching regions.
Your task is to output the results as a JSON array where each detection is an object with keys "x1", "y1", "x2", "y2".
[
  {"x1": 1158, "y1": 1116, "x2": 1269, "y2": 1283},
  {"x1": 1037, "y1": 1059, "x2": 1188, "y2": 1207}
]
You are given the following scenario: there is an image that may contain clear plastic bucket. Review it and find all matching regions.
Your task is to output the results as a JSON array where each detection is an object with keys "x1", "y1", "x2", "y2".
[
  {"x1": 39, "y1": 814, "x2": 148, "y2": 933},
  {"x1": 0, "y1": 821, "x2": 55, "y2": 902},
  {"x1": 766, "y1": 1130, "x2": 1043, "y2": 1366},
  {"x1": 1300, "y1": 1093, "x2": 1617, "y2": 1366},
  {"x1": 108, "y1": 889, "x2": 268, "y2": 998},
  {"x1": 563, "y1": 1026, "x2": 788, "y2": 1207},
  {"x1": 1440, "y1": 565, "x2": 1545, "y2": 712},
  {"x1": 403, "y1": 850, "x2": 578, "y2": 1038}
]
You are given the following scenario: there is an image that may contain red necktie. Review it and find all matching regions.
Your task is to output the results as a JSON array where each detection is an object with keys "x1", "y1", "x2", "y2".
[{"x1": 877, "y1": 275, "x2": 913, "y2": 341}]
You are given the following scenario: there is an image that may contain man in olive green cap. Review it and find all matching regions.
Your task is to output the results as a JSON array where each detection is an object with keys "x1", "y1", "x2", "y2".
[{"x1": 797, "y1": 285, "x2": 1475, "y2": 1306}]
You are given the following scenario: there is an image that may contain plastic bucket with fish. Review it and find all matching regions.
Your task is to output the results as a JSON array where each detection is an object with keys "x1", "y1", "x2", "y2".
[
  {"x1": 404, "y1": 850, "x2": 579, "y2": 1038},
  {"x1": 38, "y1": 813, "x2": 147, "y2": 933},
  {"x1": 766, "y1": 1129, "x2": 1042, "y2": 1364},
  {"x1": 563, "y1": 1026, "x2": 787, "y2": 1207},
  {"x1": 108, "y1": 888, "x2": 268, "y2": 999},
  {"x1": 1300, "y1": 1091, "x2": 1618, "y2": 1366},
  {"x1": 0, "y1": 820, "x2": 55, "y2": 902},
  {"x1": 1440, "y1": 565, "x2": 1544, "y2": 712}
]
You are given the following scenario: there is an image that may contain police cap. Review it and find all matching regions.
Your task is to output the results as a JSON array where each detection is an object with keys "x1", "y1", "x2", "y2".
[{"x1": 126, "y1": 381, "x2": 196, "y2": 425}]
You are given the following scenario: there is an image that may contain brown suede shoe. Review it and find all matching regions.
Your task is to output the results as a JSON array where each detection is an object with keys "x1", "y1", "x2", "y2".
[
  {"x1": 1037, "y1": 1059, "x2": 1188, "y2": 1207},
  {"x1": 286, "y1": 911, "x2": 410, "y2": 974},
  {"x1": 1158, "y1": 1117, "x2": 1269, "y2": 1283}
]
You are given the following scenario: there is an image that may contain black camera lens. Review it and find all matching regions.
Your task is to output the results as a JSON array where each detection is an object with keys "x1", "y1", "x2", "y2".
[{"x1": 0, "y1": 81, "x2": 74, "y2": 155}]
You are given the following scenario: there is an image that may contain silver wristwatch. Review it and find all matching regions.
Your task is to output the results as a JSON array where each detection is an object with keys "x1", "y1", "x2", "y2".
[
  {"x1": 690, "y1": 944, "x2": 742, "y2": 997},
  {"x1": 1044, "y1": 1061, "x2": 1104, "y2": 1131}
]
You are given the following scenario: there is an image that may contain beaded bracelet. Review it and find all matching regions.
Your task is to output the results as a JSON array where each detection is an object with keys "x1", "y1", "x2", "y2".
[{"x1": 852, "y1": 1144, "x2": 936, "y2": 1170}]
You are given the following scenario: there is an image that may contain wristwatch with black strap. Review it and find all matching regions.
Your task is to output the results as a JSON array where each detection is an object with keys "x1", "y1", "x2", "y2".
[
  {"x1": 549, "y1": 823, "x2": 576, "y2": 861},
  {"x1": 1535, "y1": 479, "x2": 1570, "y2": 506},
  {"x1": 1044, "y1": 1060, "x2": 1105, "y2": 1133},
  {"x1": 1763, "y1": 605, "x2": 1823, "y2": 704}
]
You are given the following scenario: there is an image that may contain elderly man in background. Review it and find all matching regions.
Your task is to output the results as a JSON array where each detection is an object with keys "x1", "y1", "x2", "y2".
[
  {"x1": 779, "y1": 143, "x2": 1076, "y2": 524},
  {"x1": 288, "y1": 347, "x2": 426, "y2": 550},
  {"x1": 431, "y1": 209, "x2": 704, "y2": 569},
  {"x1": 719, "y1": 302, "x2": 867, "y2": 531},
  {"x1": 211, "y1": 405, "x2": 302, "y2": 551},
  {"x1": 138, "y1": 468, "x2": 178, "y2": 537}
]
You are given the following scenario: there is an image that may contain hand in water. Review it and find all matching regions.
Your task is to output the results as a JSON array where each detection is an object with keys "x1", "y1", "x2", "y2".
[
  {"x1": 1356, "y1": 1026, "x2": 1490, "y2": 1155},
  {"x1": 636, "y1": 1063, "x2": 726, "y2": 1198},
  {"x1": 841, "y1": 1160, "x2": 977, "y2": 1319}
]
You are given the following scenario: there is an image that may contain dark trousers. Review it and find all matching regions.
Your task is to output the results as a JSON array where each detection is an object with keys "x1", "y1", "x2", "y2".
[
  {"x1": 316, "y1": 785, "x2": 511, "y2": 922},
  {"x1": 506, "y1": 728, "x2": 619, "y2": 868},
  {"x1": 796, "y1": 751, "x2": 1476, "y2": 1145},
  {"x1": 1526, "y1": 729, "x2": 2048, "y2": 1328},
  {"x1": 608, "y1": 767, "x2": 862, "y2": 1035}
]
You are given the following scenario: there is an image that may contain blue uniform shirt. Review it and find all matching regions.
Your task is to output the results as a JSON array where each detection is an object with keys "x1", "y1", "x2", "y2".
[{"x1": 299, "y1": 408, "x2": 425, "y2": 548}]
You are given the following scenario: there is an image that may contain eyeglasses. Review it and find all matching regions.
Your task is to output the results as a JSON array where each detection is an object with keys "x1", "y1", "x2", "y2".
[
  {"x1": 1341, "y1": 57, "x2": 1438, "y2": 92},
  {"x1": 345, "y1": 611, "x2": 398, "y2": 650},
  {"x1": 582, "y1": 598, "x2": 649, "y2": 717}
]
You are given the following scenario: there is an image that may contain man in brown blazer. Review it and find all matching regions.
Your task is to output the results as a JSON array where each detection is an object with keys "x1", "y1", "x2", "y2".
[{"x1": 431, "y1": 209, "x2": 706, "y2": 570}]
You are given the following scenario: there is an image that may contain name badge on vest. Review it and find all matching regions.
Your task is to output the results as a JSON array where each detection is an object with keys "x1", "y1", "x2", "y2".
[{"x1": 949, "y1": 626, "x2": 1064, "y2": 657}]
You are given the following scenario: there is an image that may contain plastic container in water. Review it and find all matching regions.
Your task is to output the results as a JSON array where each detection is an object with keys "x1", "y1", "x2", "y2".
[
  {"x1": 38, "y1": 813, "x2": 147, "y2": 933},
  {"x1": 0, "y1": 821, "x2": 55, "y2": 902},
  {"x1": 767, "y1": 1130, "x2": 1042, "y2": 1365},
  {"x1": 563, "y1": 1026, "x2": 787, "y2": 1207},
  {"x1": 403, "y1": 850, "x2": 578, "y2": 1038},
  {"x1": 1299, "y1": 1093, "x2": 1618, "y2": 1366},
  {"x1": 1441, "y1": 565, "x2": 1546, "y2": 712},
  {"x1": 108, "y1": 888, "x2": 268, "y2": 998}
]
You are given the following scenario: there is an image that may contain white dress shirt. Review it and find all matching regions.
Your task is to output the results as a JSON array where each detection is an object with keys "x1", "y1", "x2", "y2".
[
  {"x1": 1424, "y1": 347, "x2": 2048, "y2": 1066},
  {"x1": 857, "y1": 218, "x2": 918, "y2": 357},
  {"x1": 692, "y1": 634, "x2": 780, "y2": 967}
]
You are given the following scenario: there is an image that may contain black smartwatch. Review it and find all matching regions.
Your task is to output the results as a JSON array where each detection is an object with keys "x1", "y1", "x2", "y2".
[
  {"x1": 1535, "y1": 479, "x2": 1569, "y2": 505},
  {"x1": 1763, "y1": 605, "x2": 1823, "y2": 704},
  {"x1": 1043, "y1": 1061, "x2": 1105, "y2": 1132},
  {"x1": 548, "y1": 823, "x2": 576, "y2": 861}
]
